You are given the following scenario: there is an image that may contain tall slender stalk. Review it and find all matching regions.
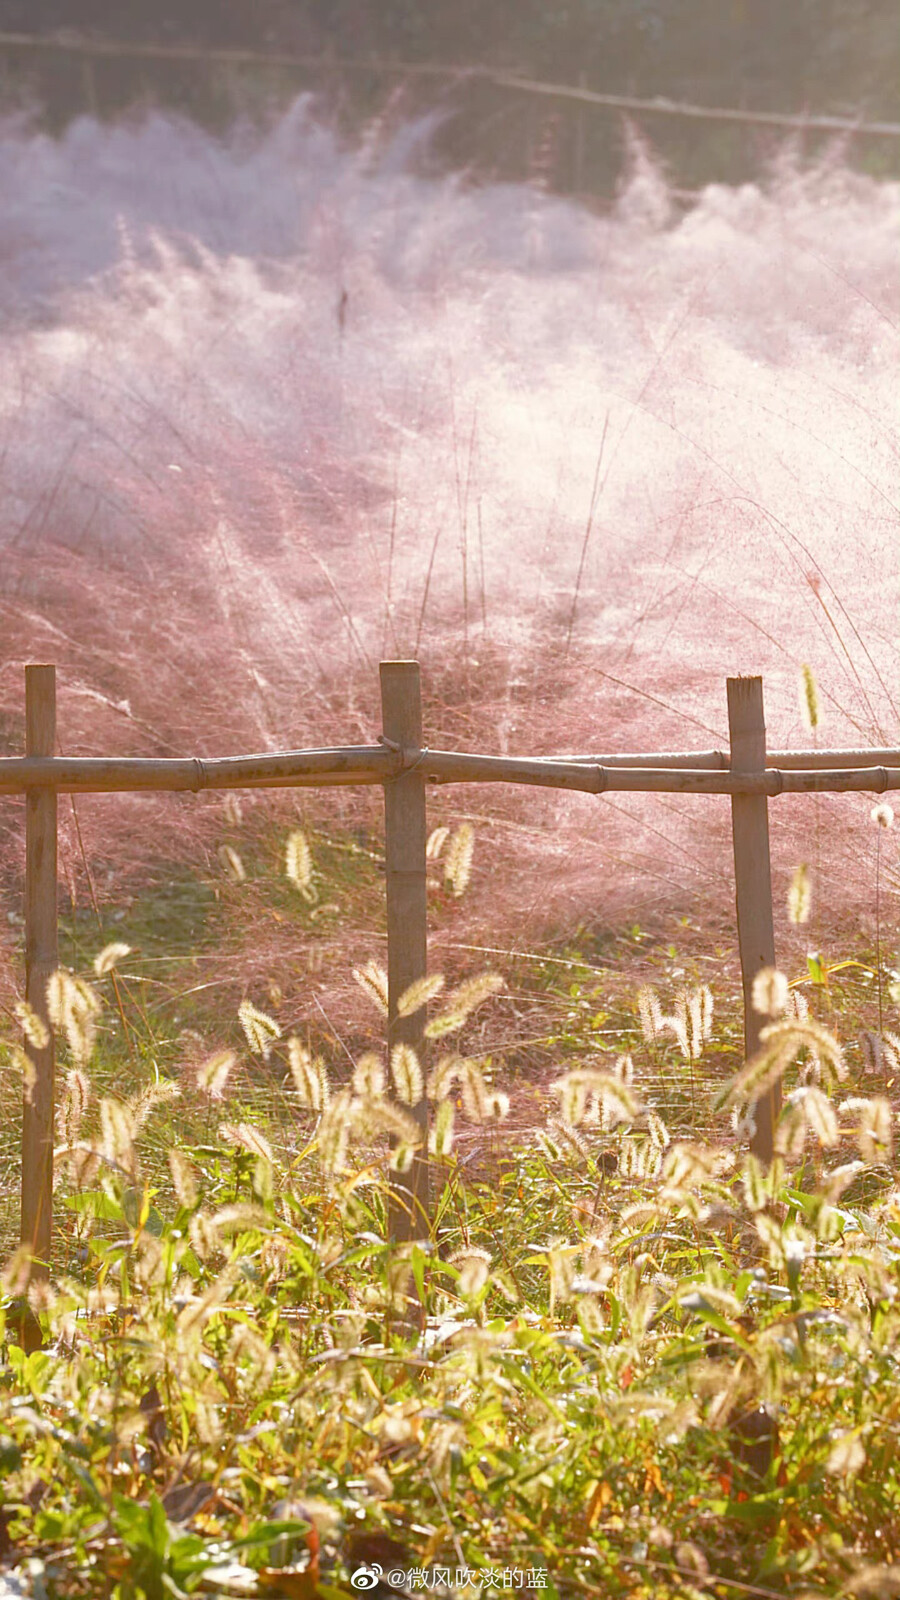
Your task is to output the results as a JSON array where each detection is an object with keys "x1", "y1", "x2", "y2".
[
  {"x1": 871, "y1": 803, "x2": 894, "y2": 1038},
  {"x1": 564, "y1": 413, "x2": 609, "y2": 658}
]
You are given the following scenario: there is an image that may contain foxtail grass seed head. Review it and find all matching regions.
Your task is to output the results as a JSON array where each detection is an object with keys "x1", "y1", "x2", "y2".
[
  {"x1": 189, "y1": 1211, "x2": 220, "y2": 1261},
  {"x1": 427, "y1": 1053, "x2": 462, "y2": 1101},
  {"x1": 577, "y1": 1295, "x2": 605, "y2": 1336},
  {"x1": 788, "y1": 863, "x2": 812, "y2": 924},
  {"x1": 840, "y1": 1095, "x2": 894, "y2": 1161},
  {"x1": 826, "y1": 1433, "x2": 866, "y2": 1477},
  {"x1": 796, "y1": 1084, "x2": 839, "y2": 1147},
  {"x1": 47, "y1": 969, "x2": 101, "y2": 1068},
  {"x1": 637, "y1": 986, "x2": 664, "y2": 1044},
  {"x1": 210, "y1": 1202, "x2": 269, "y2": 1235},
  {"x1": 425, "y1": 972, "x2": 504, "y2": 1039},
  {"x1": 619, "y1": 1135, "x2": 651, "y2": 1179},
  {"x1": 177, "y1": 1266, "x2": 238, "y2": 1339},
  {"x1": 390, "y1": 1043, "x2": 424, "y2": 1105},
  {"x1": 217, "y1": 844, "x2": 246, "y2": 884},
  {"x1": 364, "y1": 1100, "x2": 421, "y2": 1145},
  {"x1": 459, "y1": 1253, "x2": 491, "y2": 1298},
  {"x1": 752, "y1": 967, "x2": 790, "y2": 1018},
  {"x1": 450, "y1": 1246, "x2": 492, "y2": 1299},
  {"x1": 15, "y1": 1001, "x2": 49, "y2": 1051},
  {"x1": 429, "y1": 1097, "x2": 455, "y2": 1157},
  {"x1": 12, "y1": 1045, "x2": 37, "y2": 1105},
  {"x1": 820, "y1": 1161, "x2": 865, "y2": 1204},
  {"x1": 56, "y1": 1067, "x2": 91, "y2": 1144},
  {"x1": 285, "y1": 830, "x2": 316, "y2": 902},
  {"x1": 461, "y1": 1058, "x2": 490, "y2": 1122},
  {"x1": 661, "y1": 1142, "x2": 723, "y2": 1187},
  {"x1": 196, "y1": 1049, "x2": 234, "y2": 1100},
  {"x1": 219, "y1": 1122, "x2": 274, "y2": 1163},
  {"x1": 100, "y1": 1096, "x2": 137, "y2": 1171},
  {"x1": 169, "y1": 1147, "x2": 198, "y2": 1209},
  {"x1": 556, "y1": 1075, "x2": 588, "y2": 1126},
  {"x1": 397, "y1": 973, "x2": 445, "y2": 1017},
  {"x1": 390, "y1": 1141, "x2": 416, "y2": 1174},
  {"x1": 547, "y1": 1246, "x2": 576, "y2": 1308},
  {"x1": 1, "y1": 1246, "x2": 33, "y2": 1297},
  {"x1": 426, "y1": 825, "x2": 450, "y2": 860},
  {"x1": 732, "y1": 1103, "x2": 758, "y2": 1144},
  {"x1": 798, "y1": 664, "x2": 821, "y2": 732},
  {"x1": 238, "y1": 1001, "x2": 281, "y2": 1056},
  {"x1": 93, "y1": 942, "x2": 131, "y2": 976},
  {"x1": 775, "y1": 1096, "x2": 805, "y2": 1158},
  {"x1": 772, "y1": 1016, "x2": 846, "y2": 1088},
  {"x1": 615, "y1": 1053, "x2": 635, "y2": 1086},
  {"x1": 871, "y1": 803, "x2": 894, "y2": 830},
  {"x1": 742, "y1": 1152, "x2": 767, "y2": 1212},
  {"x1": 860, "y1": 1030, "x2": 900, "y2": 1075},
  {"x1": 26, "y1": 1278, "x2": 57, "y2": 1317},
  {"x1": 317, "y1": 1090, "x2": 353, "y2": 1174},
  {"x1": 553, "y1": 1069, "x2": 640, "y2": 1128},
  {"x1": 365, "y1": 1464, "x2": 393, "y2": 1500},
  {"x1": 554, "y1": 1118, "x2": 593, "y2": 1162},
  {"x1": 603, "y1": 1074, "x2": 641, "y2": 1125},
  {"x1": 647, "y1": 1110, "x2": 670, "y2": 1150},
  {"x1": 726, "y1": 1035, "x2": 794, "y2": 1108},
  {"x1": 288, "y1": 1040, "x2": 330, "y2": 1110},
  {"x1": 444, "y1": 822, "x2": 475, "y2": 898},
  {"x1": 666, "y1": 1004, "x2": 691, "y2": 1062},
  {"x1": 223, "y1": 795, "x2": 242, "y2": 827},
  {"x1": 353, "y1": 961, "x2": 389, "y2": 1015},
  {"x1": 129, "y1": 1078, "x2": 180, "y2": 1134},
  {"x1": 684, "y1": 986, "x2": 713, "y2": 1060},
  {"x1": 68, "y1": 1145, "x2": 101, "y2": 1188},
  {"x1": 352, "y1": 1051, "x2": 385, "y2": 1098},
  {"x1": 884, "y1": 1031, "x2": 900, "y2": 1073}
]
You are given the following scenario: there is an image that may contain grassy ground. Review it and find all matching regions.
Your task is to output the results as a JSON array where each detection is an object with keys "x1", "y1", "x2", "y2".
[{"x1": 0, "y1": 823, "x2": 899, "y2": 1597}]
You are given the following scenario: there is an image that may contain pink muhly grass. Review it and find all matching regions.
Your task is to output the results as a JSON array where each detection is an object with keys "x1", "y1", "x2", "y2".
[{"x1": 0, "y1": 102, "x2": 894, "y2": 986}]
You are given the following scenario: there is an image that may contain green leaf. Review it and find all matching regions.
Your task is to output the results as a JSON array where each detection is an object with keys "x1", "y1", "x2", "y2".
[
  {"x1": 63, "y1": 1189, "x2": 124, "y2": 1221},
  {"x1": 410, "y1": 1242, "x2": 427, "y2": 1304}
]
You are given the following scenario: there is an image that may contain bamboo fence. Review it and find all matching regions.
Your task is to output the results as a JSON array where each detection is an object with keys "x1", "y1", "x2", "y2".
[{"x1": 7, "y1": 661, "x2": 900, "y2": 1344}]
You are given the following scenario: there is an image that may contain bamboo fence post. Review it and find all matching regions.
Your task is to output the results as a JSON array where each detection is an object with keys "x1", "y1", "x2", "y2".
[
  {"x1": 727, "y1": 676, "x2": 779, "y2": 1162},
  {"x1": 573, "y1": 70, "x2": 587, "y2": 192},
  {"x1": 21, "y1": 665, "x2": 58, "y2": 1347},
  {"x1": 380, "y1": 662, "x2": 429, "y2": 1244}
]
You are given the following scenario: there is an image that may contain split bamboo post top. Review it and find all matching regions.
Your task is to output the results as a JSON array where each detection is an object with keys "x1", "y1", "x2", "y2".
[
  {"x1": 21, "y1": 665, "x2": 58, "y2": 1348},
  {"x1": 727, "y1": 677, "x2": 779, "y2": 1164},
  {"x1": 380, "y1": 663, "x2": 429, "y2": 1247}
]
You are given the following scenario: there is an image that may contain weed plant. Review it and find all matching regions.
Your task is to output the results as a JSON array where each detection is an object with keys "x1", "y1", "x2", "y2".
[{"x1": 1, "y1": 864, "x2": 900, "y2": 1595}]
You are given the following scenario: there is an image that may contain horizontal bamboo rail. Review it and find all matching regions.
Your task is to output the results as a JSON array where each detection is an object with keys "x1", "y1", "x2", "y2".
[
  {"x1": 0, "y1": 750, "x2": 897, "y2": 795},
  {"x1": 0, "y1": 749, "x2": 397, "y2": 794},
  {"x1": 417, "y1": 753, "x2": 900, "y2": 795},
  {"x1": 2, "y1": 31, "x2": 898, "y2": 140},
  {"x1": 560, "y1": 747, "x2": 900, "y2": 771}
]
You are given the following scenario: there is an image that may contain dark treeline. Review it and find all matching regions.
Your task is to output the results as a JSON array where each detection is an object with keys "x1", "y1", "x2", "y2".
[
  {"x1": 4, "y1": 0, "x2": 898, "y2": 114},
  {"x1": 2, "y1": 1, "x2": 898, "y2": 188}
]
